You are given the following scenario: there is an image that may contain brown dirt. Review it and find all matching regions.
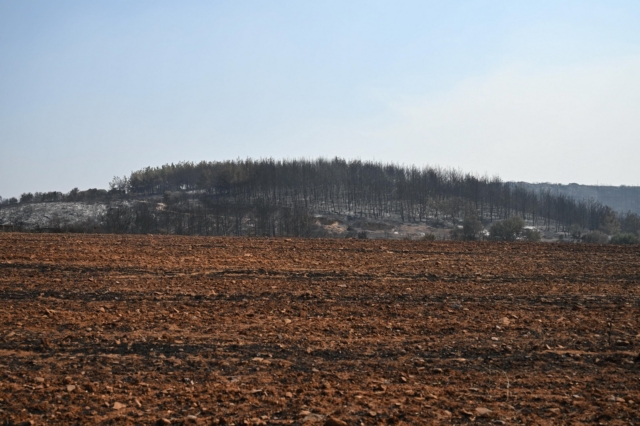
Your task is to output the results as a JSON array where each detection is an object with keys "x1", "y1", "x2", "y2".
[{"x1": 0, "y1": 233, "x2": 639, "y2": 425}]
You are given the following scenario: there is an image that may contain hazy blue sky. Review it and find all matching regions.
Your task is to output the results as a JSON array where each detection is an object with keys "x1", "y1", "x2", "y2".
[{"x1": 2, "y1": 1, "x2": 640, "y2": 198}]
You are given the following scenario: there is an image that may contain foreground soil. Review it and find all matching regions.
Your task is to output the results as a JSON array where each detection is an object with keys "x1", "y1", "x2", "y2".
[{"x1": 0, "y1": 233, "x2": 639, "y2": 425}]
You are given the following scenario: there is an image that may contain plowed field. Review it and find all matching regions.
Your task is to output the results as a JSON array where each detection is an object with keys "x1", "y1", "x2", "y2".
[{"x1": 1, "y1": 233, "x2": 639, "y2": 425}]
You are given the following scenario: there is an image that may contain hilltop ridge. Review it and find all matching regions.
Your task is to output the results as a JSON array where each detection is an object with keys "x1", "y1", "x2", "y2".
[
  {"x1": 513, "y1": 182, "x2": 640, "y2": 215},
  {"x1": 1, "y1": 158, "x2": 639, "y2": 242}
]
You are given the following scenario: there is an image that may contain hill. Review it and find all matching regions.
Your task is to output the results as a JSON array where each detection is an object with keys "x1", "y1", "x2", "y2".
[
  {"x1": 1, "y1": 158, "x2": 639, "y2": 242},
  {"x1": 514, "y1": 182, "x2": 640, "y2": 215}
]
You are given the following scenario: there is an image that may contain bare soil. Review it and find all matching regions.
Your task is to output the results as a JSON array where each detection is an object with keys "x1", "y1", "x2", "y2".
[{"x1": 0, "y1": 233, "x2": 639, "y2": 425}]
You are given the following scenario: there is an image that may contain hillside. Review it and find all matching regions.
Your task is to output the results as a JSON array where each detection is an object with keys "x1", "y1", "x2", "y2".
[
  {"x1": 1, "y1": 159, "x2": 639, "y2": 242},
  {"x1": 514, "y1": 182, "x2": 640, "y2": 215}
]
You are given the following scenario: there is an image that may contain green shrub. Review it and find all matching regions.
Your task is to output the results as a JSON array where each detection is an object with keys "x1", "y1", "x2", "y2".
[
  {"x1": 450, "y1": 215, "x2": 484, "y2": 241},
  {"x1": 583, "y1": 230, "x2": 609, "y2": 244},
  {"x1": 569, "y1": 224, "x2": 583, "y2": 240},
  {"x1": 490, "y1": 216, "x2": 525, "y2": 241},
  {"x1": 462, "y1": 215, "x2": 483, "y2": 240},
  {"x1": 522, "y1": 228, "x2": 541, "y2": 242},
  {"x1": 450, "y1": 227, "x2": 463, "y2": 240},
  {"x1": 610, "y1": 233, "x2": 639, "y2": 245}
]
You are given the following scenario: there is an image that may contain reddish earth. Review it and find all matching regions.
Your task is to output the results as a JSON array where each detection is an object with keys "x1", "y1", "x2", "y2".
[{"x1": 0, "y1": 233, "x2": 639, "y2": 425}]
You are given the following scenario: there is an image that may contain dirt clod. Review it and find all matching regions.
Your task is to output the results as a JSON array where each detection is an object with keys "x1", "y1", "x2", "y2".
[
  {"x1": 475, "y1": 407, "x2": 492, "y2": 416},
  {"x1": 323, "y1": 417, "x2": 347, "y2": 426}
]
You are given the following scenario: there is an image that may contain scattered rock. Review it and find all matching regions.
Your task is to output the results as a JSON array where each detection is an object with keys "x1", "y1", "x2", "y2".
[
  {"x1": 303, "y1": 413, "x2": 324, "y2": 422},
  {"x1": 4, "y1": 235, "x2": 640, "y2": 424},
  {"x1": 475, "y1": 407, "x2": 492, "y2": 417},
  {"x1": 324, "y1": 418, "x2": 347, "y2": 426}
]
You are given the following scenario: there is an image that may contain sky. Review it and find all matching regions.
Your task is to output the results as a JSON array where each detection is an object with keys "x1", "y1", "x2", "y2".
[{"x1": 1, "y1": 1, "x2": 640, "y2": 199}]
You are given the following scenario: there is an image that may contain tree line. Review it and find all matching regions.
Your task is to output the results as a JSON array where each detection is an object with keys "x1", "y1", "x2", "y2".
[
  {"x1": 122, "y1": 158, "x2": 638, "y2": 233},
  {"x1": 4, "y1": 158, "x2": 640, "y2": 241},
  {"x1": 2, "y1": 187, "x2": 114, "y2": 205}
]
